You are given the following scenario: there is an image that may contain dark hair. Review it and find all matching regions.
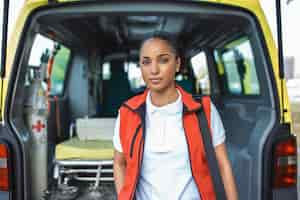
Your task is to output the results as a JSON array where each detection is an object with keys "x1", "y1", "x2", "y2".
[{"x1": 139, "y1": 32, "x2": 181, "y2": 57}]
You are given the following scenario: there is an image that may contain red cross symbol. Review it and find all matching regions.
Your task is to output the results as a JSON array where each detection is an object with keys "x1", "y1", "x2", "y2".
[{"x1": 32, "y1": 120, "x2": 45, "y2": 132}]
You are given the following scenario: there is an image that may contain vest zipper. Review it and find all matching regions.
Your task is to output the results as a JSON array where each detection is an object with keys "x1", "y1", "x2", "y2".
[
  {"x1": 122, "y1": 103, "x2": 146, "y2": 200},
  {"x1": 130, "y1": 123, "x2": 142, "y2": 158},
  {"x1": 182, "y1": 113, "x2": 203, "y2": 200},
  {"x1": 130, "y1": 124, "x2": 145, "y2": 200}
]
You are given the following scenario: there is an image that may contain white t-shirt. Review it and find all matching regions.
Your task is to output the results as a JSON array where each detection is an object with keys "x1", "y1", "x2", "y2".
[{"x1": 113, "y1": 91, "x2": 225, "y2": 200}]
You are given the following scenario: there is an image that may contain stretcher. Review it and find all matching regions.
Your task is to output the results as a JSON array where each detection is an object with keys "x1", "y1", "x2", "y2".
[{"x1": 53, "y1": 118, "x2": 115, "y2": 189}]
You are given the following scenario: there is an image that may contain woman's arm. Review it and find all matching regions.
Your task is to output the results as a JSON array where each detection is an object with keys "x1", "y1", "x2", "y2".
[
  {"x1": 215, "y1": 143, "x2": 238, "y2": 200},
  {"x1": 113, "y1": 150, "x2": 127, "y2": 194}
]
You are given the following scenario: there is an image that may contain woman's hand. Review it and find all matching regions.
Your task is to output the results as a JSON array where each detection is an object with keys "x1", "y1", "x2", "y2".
[
  {"x1": 113, "y1": 150, "x2": 127, "y2": 194},
  {"x1": 215, "y1": 143, "x2": 239, "y2": 200}
]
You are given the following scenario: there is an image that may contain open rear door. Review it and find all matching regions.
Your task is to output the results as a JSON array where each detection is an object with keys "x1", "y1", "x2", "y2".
[
  {"x1": 0, "y1": 1, "x2": 10, "y2": 199},
  {"x1": 1, "y1": 1, "x2": 26, "y2": 200},
  {"x1": 0, "y1": 0, "x2": 8, "y2": 117},
  {"x1": 270, "y1": 1, "x2": 298, "y2": 199}
]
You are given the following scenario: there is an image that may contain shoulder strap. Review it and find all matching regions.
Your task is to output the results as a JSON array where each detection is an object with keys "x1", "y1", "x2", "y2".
[{"x1": 197, "y1": 98, "x2": 227, "y2": 200}]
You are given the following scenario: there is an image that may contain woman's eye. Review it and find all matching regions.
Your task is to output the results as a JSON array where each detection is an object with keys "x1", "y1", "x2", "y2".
[
  {"x1": 142, "y1": 60, "x2": 151, "y2": 66},
  {"x1": 159, "y1": 57, "x2": 169, "y2": 64}
]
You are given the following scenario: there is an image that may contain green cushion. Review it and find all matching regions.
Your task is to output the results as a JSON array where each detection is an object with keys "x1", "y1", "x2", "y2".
[{"x1": 55, "y1": 137, "x2": 114, "y2": 160}]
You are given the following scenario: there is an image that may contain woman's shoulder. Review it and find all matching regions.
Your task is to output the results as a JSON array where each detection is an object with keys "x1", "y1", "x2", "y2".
[{"x1": 121, "y1": 89, "x2": 148, "y2": 111}]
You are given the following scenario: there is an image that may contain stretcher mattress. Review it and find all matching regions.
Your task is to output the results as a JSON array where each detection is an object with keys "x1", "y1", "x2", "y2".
[{"x1": 55, "y1": 137, "x2": 114, "y2": 160}]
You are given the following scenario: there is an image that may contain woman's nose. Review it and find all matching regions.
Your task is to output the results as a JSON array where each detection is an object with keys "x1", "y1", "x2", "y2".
[{"x1": 150, "y1": 62, "x2": 159, "y2": 74}]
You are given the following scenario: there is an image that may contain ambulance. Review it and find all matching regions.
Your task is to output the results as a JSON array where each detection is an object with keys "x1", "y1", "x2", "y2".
[{"x1": 0, "y1": 0, "x2": 297, "y2": 199}]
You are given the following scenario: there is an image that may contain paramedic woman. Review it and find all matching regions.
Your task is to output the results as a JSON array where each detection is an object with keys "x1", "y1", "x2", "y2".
[{"x1": 113, "y1": 33, "x2": 238, "y2": 200}]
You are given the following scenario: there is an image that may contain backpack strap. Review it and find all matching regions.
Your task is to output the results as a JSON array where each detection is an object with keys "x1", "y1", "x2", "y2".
[{"x1": 197, "y1": 97, "x2": 227, "y2": 200}]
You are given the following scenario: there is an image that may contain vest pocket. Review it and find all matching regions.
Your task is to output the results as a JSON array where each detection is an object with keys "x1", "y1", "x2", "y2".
[{"x1": 130, "y1": 123, "x2": 142, "y2": 158}]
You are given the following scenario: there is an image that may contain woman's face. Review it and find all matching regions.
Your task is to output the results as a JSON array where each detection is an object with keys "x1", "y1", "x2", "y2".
[{"x1": 139, "y1": 38, "x2": 180, "y2": 93}]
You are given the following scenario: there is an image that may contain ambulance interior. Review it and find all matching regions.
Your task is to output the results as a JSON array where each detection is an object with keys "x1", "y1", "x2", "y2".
[{"x1": 10, "y1": 2, "x2": 277, "y2": 200}]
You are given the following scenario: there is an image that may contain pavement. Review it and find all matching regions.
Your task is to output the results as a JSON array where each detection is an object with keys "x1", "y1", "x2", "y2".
[{"x1": 287, "y1": 79, "x2": 300, "y2": 103}]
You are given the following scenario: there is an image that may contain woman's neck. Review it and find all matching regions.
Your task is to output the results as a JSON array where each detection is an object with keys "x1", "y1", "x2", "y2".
[{"x1": 150, "y1": 85, "x2": 179, "y2": 107}]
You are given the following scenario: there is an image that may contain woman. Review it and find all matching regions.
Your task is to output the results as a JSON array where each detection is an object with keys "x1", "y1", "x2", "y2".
[{"x1": 113, "y1": 33, "x2": 238, "y2": 200}]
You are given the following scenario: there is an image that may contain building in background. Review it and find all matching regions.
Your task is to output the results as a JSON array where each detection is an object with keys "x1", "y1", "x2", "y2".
[
  {"x1": 285, "y1": 56, "x2": 295, "y2": 79},
  {"x1": 261, "y1": 0, "x2": 300, "y2": 79}
]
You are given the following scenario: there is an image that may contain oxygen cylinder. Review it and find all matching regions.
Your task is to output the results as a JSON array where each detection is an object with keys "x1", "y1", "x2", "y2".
[{"x1": 24, "y1": 51, "x2": 49, "y2": 200}]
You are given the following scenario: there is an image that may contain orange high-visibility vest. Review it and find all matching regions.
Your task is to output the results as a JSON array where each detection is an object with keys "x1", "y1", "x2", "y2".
[{"x1": 118, "y1": 86, "x2": 215, "y2": 200}]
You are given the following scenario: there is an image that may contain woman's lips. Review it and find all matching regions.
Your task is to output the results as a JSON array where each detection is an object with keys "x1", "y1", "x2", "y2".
[{"x1": 149, "y1": 78, "x2": 162, "y2": 84}]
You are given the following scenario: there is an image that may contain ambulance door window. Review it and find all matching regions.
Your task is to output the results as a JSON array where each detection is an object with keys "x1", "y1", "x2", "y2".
[
  {"x1": 126, "y1": 62, "x2": 146, "y2": 93},
  {"x1": 215, "y1": 38, "x2": 260, "y2": 96},
  {"x1": 102, "y1": 62, "x2": 111, "y2": 80},
  {"x1": 50, "y1": 45, "x2": 71, "y2": 95},
  {"x1": 28, "y1": 34, "x2": 71, "y2": 96},
  {"x1": 102, "y1": 61, "x2": 146, "y2": 93},
  {"x1": 190, "y1": 51, "x2": 210, "y2": 95},
  {"x1": 101, "y1": 61, "x2": 145, "y2": 116},
  {"x1": 28, "y1": 34, "x2": 54, "y2": 89}
]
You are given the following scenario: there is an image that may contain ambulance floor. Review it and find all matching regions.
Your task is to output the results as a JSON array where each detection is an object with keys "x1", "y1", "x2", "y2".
[{"x1": 55, "y1": 137, "x2": 114, "y2": 160}]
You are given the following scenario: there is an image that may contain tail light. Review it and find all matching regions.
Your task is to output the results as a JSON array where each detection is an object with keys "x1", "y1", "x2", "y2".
[
  {"x1": 273, "y1": 137, "x2": 297, "y2": 188},
  {"x1": 0, "y1": 143, "x2": 9, "y2": 191}
]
